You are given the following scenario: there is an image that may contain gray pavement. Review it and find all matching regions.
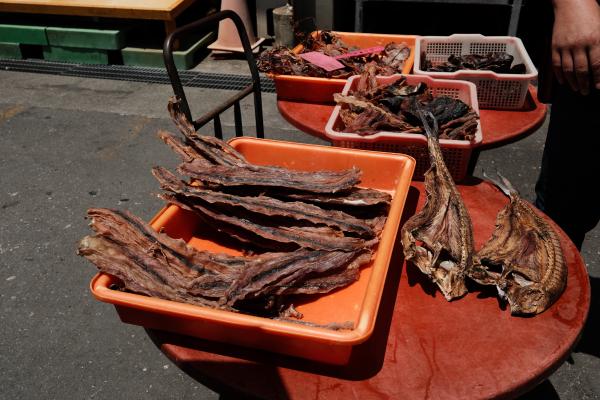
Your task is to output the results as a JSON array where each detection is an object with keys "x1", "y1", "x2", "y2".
[{"x1": 0, "y1": 60, "x2": 598, "y2": 399}]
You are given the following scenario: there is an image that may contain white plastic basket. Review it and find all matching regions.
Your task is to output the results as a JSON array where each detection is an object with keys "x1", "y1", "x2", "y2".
[
  {"x1": 325, "y1": 74, "x2": 482, "y2": 182},
  {"x1": 414, "y1": 34, "x2": 538, "y2": 110}
]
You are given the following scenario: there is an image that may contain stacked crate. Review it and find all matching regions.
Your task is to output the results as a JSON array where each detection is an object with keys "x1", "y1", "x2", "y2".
[
  {"x1": 121, "y1": 31, "x2": 216, "y2": 70},
  {"x1": 0, "y1": 24, "x2": 48, "y2": 59},
  {"x1": 0, "y1": 22, "x2": 216, "y2": 69},
  {"x1": 43, "y1": 26, "x2": 125, "y2": 64},
  {"x1": 0, "y1": 23, "x2": 125, "y2": 64}
]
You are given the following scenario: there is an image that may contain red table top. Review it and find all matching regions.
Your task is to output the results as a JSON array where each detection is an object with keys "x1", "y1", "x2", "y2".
[
  {"x1": 277, "y1": 86, "x2": 547, "y2": 150},
  {"x1": 147, "y1": 180, "x2": 590, "y2": 400}
]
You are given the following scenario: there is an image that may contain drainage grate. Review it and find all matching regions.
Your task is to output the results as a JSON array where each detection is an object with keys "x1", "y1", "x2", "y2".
[{"x1": 0, "y1": 58, "x2": 276, "y2": 93}]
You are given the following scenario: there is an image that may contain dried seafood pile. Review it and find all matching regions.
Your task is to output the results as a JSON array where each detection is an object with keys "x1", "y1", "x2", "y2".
[
  {"x1": 257, "y1": 31, "x2": 411, "y2": 78},
  {"x1": 401, "y1": 111, "x2": 567, "y2": 315},
  {"x1": 77, "y1": 98, "x2": 391, "y2": 327},
  {"x1": 422, "y1": 52, "x2": 526, "y2": 74},
  {"x1": 334, "y1": 67, "x2": 479, "y2": 140}
]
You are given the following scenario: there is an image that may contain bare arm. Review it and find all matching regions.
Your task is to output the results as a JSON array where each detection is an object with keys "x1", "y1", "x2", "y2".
[{"x1": 552, "y1": 0, "x2": 600, "y2": 94}]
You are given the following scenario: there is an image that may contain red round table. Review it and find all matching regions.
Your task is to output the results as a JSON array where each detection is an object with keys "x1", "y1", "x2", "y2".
[
  {"x1": 147, "y1": 180, "x2": 590, "y2": 400},
  {"x1": 277, "y1": 86, "x2": 547, "y2": 150}
]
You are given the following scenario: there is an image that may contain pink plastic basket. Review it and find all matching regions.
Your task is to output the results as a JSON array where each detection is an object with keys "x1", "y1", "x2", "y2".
[
  {"x1": 413, "y1": 34, "x2": 537, "y2": 110},
  {"x1": 325, "y1": 74, "x2": 482, "y2": 182}
]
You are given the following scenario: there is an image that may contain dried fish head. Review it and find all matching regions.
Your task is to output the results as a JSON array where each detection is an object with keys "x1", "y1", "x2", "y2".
[
  {"x1": 496, "y1": 278, "x2": 550, "y2": 315},
  {"x1": 400, "y1": 111, "x2": 474, "y2": 300},
  {"x1": 469, "y1": 173, "x2": 567, "y2": 315}
]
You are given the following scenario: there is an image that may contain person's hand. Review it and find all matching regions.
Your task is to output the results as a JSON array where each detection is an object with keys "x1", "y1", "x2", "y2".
[{"x1": 552, "y1": 0, "x2": 600, "y2": 94}]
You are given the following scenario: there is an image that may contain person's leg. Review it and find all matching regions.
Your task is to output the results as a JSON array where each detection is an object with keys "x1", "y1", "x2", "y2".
[{"x1": 535, "y1": 86, "x2": 600, "y2": 249}]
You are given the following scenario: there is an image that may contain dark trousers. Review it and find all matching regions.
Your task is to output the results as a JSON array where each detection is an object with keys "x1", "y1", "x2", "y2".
[{"x1": 535, "y1": 85, "x2": 600, "y2": 249}]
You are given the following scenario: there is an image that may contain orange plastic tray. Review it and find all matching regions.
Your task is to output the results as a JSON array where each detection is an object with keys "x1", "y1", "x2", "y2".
[
  {"x1": 90, "y1": 137, "x2": 415, "y2": 365},
  {"x1": 273, "y1": 31, "x2": 417, "y2": 104}
]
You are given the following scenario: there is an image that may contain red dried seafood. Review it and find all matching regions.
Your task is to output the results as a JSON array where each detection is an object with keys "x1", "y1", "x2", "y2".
[
  {"x1": 401, "y1": 111, "x2": 474, "y2": 300},
  {"x1": 334, "y1": 70, "x2": 479, "y2": 140},
  {"x1": 78, "y1": 98, "x2": 393, "y2": 327},
  {"x1": 468, "y1": 174, "x2": 567, "y2": 315},
  {"x1": 78, "y1": 209, "x2": 373, "y2": 314},
  {"x1": 178, "y1": 161, "x2": 361, "y2": 194},
  {"x1": 153, "y1": 166, "x2": 377, "y2": 238},
  {"x1": 258, "y1": 31, "x2": 410, "y2": 78},
  {"x1": 166, "y1": 97, "x2": 362, "y2": 194},
  {"x1": 281, "y1": 187, "x2": 391, "y2": 207}
]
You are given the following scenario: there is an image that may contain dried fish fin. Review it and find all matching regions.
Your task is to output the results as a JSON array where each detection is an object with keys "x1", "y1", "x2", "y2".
[
  {"x1": 167, "y1": 96, "x2": 198, "y2": 138},
  {"x1": 470, "y1": 173, "x2": 567, "y2": 315},
  {"x1": 401, "y1": 111, "x2": 474, "y2": 300},
  {"x1": 157, "y1": 130, "x2": 203, "y2": 163},
  {"x1": 167, "y1": 97, "x2": 250, "y2": 168}
]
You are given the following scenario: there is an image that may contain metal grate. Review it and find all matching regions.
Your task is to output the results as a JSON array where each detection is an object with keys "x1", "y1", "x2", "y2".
[{"x1": 0, "y1": 58, "x2": 276, "y2": 93}]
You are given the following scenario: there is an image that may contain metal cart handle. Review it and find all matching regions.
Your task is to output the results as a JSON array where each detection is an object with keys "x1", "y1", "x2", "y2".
[{"x1": 163, "y1": 10, "x2": 264, "y2": 139}]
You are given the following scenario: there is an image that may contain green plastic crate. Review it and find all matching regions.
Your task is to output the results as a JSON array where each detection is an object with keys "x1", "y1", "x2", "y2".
[
  {"x1": 121, "y1": 31, "x2": 216, "y2": 70},
  {"x1": 0, "y1": 24, "x2": 48, "y2": 45},
  {"x1": 43, "y1": 46, "x2": 109, "y2": 64},
  {"x1": 0, "y1": 42, "x2": 23, "y2": 59},
  {"x1": 46, "y1": 27, "x2": 125, "y2": 50}
]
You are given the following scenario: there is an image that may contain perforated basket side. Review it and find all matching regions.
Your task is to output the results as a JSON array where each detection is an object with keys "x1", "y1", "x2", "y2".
[
  {"x1": 466, "y1": 77, "x2": 529, "y2": 109},
  {"x1": 429, "y1": 86, "x2": 461, "y2": 101},
  {"x1": 325, "y1": 74, "x2": 481, "y2": 182},
  {"x1": 333, "y1": 140, "x2": 472, "y2": 182},
  {"x1": 467, "y1": 41, "x2": 508, "y2": 55}
]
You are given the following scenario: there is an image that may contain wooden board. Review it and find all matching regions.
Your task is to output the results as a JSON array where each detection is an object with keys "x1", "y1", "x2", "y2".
[{"x1": 0, "y1": 0, "x2": 197, "y2": 20}]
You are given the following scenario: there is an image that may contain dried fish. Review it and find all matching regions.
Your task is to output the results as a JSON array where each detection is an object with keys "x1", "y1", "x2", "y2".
[
  {"x1": 152, "y1": 166, "x2": 377, "y2": 238},
  {"x1": 401, "y1": 111, "x2": 474, "y2": 300},
  {"x1": 157, "y1": 130, "x2": 202, "y2": 163},
  {"x1": 224, "y1": 247, "x2": 371, "y2": 306},
  {"x1": 468, "y1": 173, "x2": 567, "y2": 315},
  {"x1": 178, "y1": 161, "x2": 361, "y2": 194},
  {"x1": 167, "y1": 97, "x2": 250, "y2": 168},
  {"x1": 165, "y1": 98, "x2": 363, "y2": 194},
  {"x1": 78, "y1": 208, "x2": 374, "y2": 313},
  {"x1": 281, "y1": 187, "x2": 391, "y2": 208},
  {"x1": 162, "y1": 192, "x2": 367, "y2": 252}
]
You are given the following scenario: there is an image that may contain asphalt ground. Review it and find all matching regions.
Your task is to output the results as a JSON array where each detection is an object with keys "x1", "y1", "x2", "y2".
[{"x1": 0, "y1": 62, "x2": 598, "y2": 399}]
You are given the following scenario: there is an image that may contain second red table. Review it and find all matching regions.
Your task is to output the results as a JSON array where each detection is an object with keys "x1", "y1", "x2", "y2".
[{"x1": 277, "y1": 85, "x2": 547, "y2": 150}]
